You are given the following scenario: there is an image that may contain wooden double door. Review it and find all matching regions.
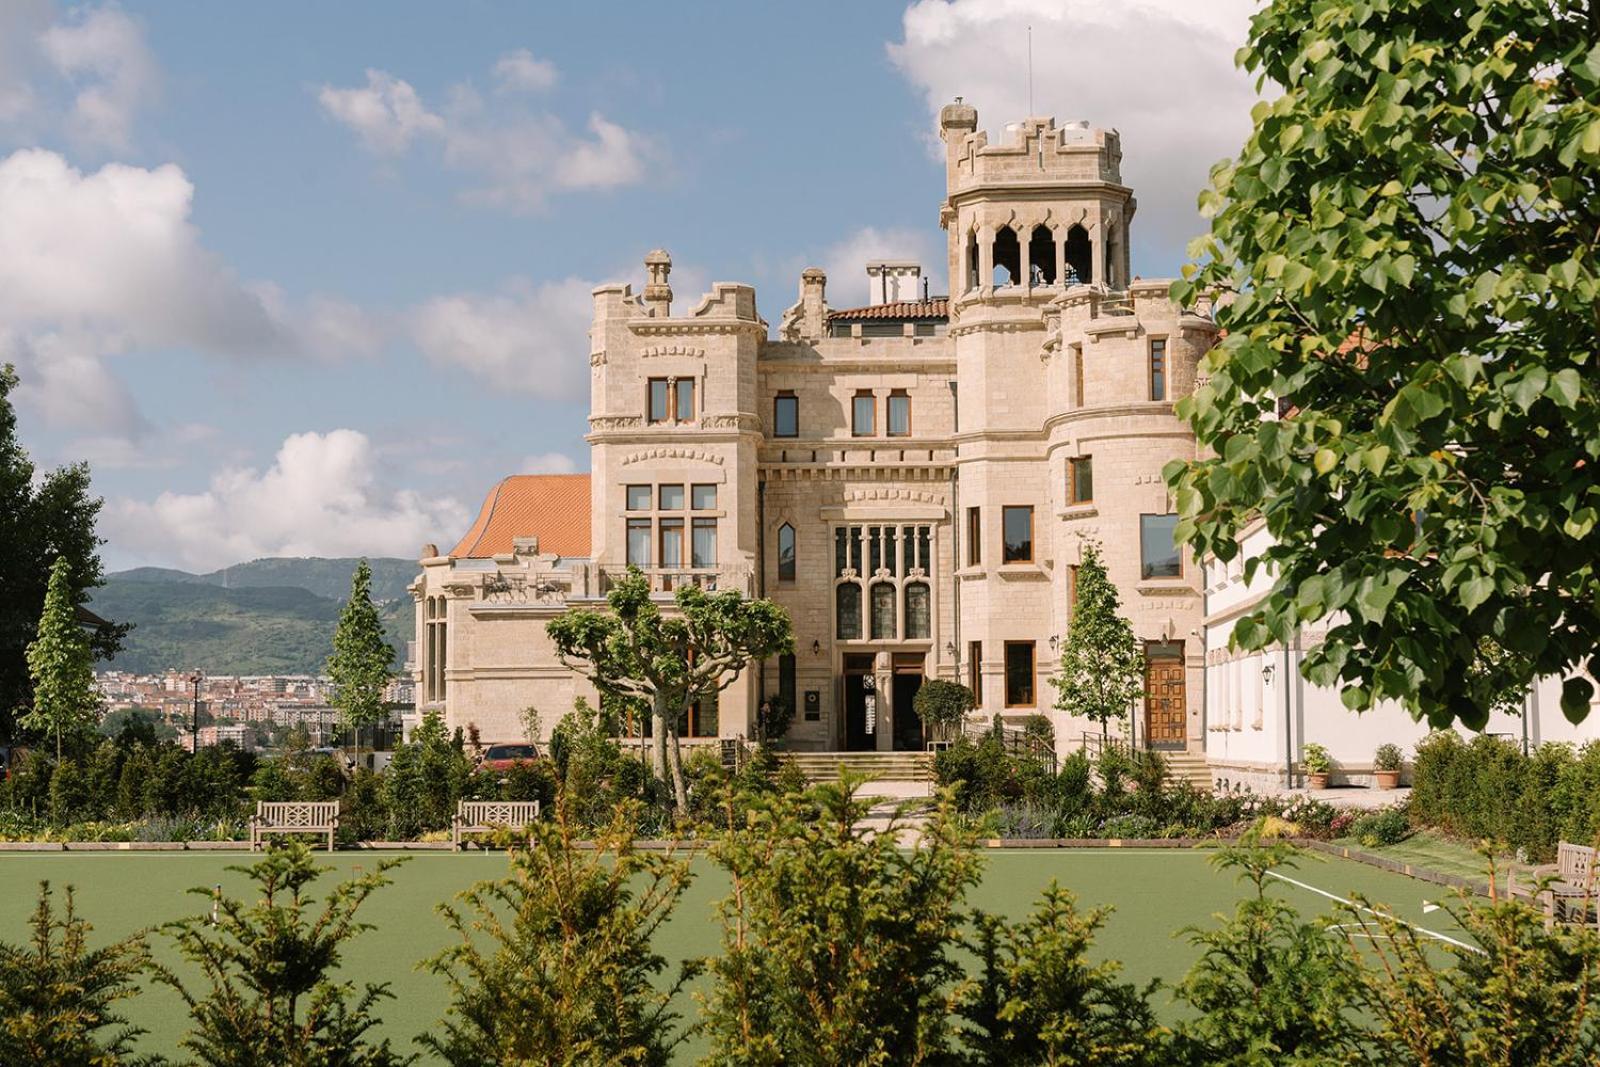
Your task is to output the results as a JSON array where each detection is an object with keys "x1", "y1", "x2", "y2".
[{"x1": 1143, "y1": 641, "x2": 1187, "y2": 750}]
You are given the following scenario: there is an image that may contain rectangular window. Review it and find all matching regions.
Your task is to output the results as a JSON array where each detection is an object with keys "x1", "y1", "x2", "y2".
[
  {"x1": 968, "y1": 641, "x2": 982, "y2": 706},
  {"x1": 852, "y1": 391, "x2": 875, "y2": 436},
  {"x1": 1140, "y1": 513, "x2": 1182, "y2": 578},
  {"x1": 966, "y1": 507, "x2": 981, "y2": 566},
  {"x1": 692, "y1": 518, "x2": 717, "y2": 568},
  {"x1": 1073, "y1": 344, "x2": 1085, "y2": 408},
  {"x1": 648, "y1": 378, "x2": 670, "y2": 423},
  {"x1": 887, "y1": 390, "x2": 911, "y2": 436},
  {"x1": 1069, "y1": 456, "x2": 1094, "y2": 504},
  {"x1": 626, "y1": 518, "x2": 651, "y2": 567},
  {"x1": 625, "y1": 484, "x2": 651, "y2": 511},
  {"x1": 1068, "y1": 564, "x2": 1080, "y2": 615},
  {"x1": 1150, "y1": 338, "x2": 1167, "y2": 402},
  {"x1": 659, "y1": 518, "x2": 684, "y2": 568},
  {"x1": 691, "y1": 484, "x2": 717, "y2": 510},
  {"x1": 676, "y1": 377, "x2": 695, "y2": 421},
  {"x1": 1004, "y1": 641, "x2": 1036, "y2": 707},
  {"x1": 1002, "y1": 506, "x2": 1034, "y2": 564},
  {"x1": 773, "y1": 392, "x2": 798, "y2": 437},
  {"x1": 658, "y1": 484, "x2": 685, "y2": 511}
]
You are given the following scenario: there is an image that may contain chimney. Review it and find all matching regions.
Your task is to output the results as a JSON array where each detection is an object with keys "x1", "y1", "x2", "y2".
[
  {"x1": 643, "y1": 249, "x2": 672, "y2": 316},
  {"x1": 799, "y1": 267, "x2": 827, "y2": 339}
]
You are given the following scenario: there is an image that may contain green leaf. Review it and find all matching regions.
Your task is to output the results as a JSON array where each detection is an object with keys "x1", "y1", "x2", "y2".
[
  {"x1": 1562, "y1": 677, "x2": 1595, "y2": 724},
  {"x1": 1547, "y1": 367, "x2": 1582, "y2": 408},
  {"x1": 1313, "y1": 448, "x2": 1337, "y2": 475},
  {"x1": 1459, "y1": 574, "x2": 1494, "y2": 612}
]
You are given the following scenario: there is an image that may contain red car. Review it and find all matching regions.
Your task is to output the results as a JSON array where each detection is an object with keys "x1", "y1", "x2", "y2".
[{"x1": 478, "y1": 743, "x2": 539, "y2": 773}]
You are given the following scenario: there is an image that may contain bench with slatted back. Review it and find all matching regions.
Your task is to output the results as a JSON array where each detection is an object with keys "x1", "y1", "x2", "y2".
[
  {"x1": 453, "y1": 800, "x2": 541, "y2": 850},
  {"x1": 1510, "y1": 841, "x2": 1597, "y2": 926},
  {"x1": 250, "y1": 801, "x2": 340, "y2": 852}
]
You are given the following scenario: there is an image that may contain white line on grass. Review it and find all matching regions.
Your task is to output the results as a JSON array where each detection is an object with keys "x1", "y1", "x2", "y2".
[{"x1": 1265, "y1": 870, "x2": 1483, "y2": 954}]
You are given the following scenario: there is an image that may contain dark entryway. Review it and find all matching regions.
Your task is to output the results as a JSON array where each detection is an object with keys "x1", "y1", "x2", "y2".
[
  {"x1": 842, "y1": 654, "x2": 876, "y2": 751},
  {"x1": 891, "y1": 653, "x2": 925, "y2": 751}
]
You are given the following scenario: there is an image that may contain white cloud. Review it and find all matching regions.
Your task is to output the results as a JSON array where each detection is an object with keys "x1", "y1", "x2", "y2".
[
  {"x1": 105, "y1": 429, "x2": 471, "y2": 571},
  {"x1": 319, "y1": 63, "x2": 649, "y2": 212},
  {"x1": 818, "y1": 226, "x2": 946, "y2": 307},
  {"x1": 0, "y1": 148, "x2": 379, "y2": 434},
  {"x1": 888, "y1": 0, "x2": 1261, "y2": 272},
  {"x1": 521, "y1": 451, "x2": 579, "y2": 474},
  {"x1": 493, "y1": 49, "x2": 558, "y2": 93},
  {"x1": 39, "y1": 2, "x2": 159, "y2": 151},
  {"x1": 316, "y1": 68, "x2": 443, "y2": 155},
  {"x1": 409, "y1": 277, "x2": 593, "y2": 399}
]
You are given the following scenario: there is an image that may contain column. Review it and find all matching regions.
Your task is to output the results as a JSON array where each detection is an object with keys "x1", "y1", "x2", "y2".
[
  {"x1": 1054, "y1": 228, "x2": 1068, "y2": 289},
  {"x1": 978, "y1": 228, "x2": 994, "y2": 291},
  {"x1": 1018, "y1": 225, "x2": 1033, "y2": 294}
]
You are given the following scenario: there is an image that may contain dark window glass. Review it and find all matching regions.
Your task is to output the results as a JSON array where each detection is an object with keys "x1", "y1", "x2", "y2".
[
  {"x1": 778, "y1": 654, "x2": 796, "y2": 720},
  {"x1": 778, "y1": 524, "x2": 796, "y2": 582},
  {"x1": 774, "y1": 393, "x2": 798, "y2": 437},
  {"x1": 676, "y1": 378, "x2": 695, "y2": 421},
  {"x1": 966, "y1": 507, "x2": 980, "y2": 566},
  {"x1": 852, "y1": 392, "x2": 875, "y2": 436},
  {"x1": 887, "y1": 391, "x2": 910, "y2": 436},
  {"x1": 659, "y1": 484, "x2": 684, "y2": 510},
  {"x1": 1005, "y1": 642, "x2": 1035, "y2": 706},
  {"x1": 626, "y1": 518, "x2": 651, "y2": 567},
  {"x1": 968, "y1": 641, "x2": 982, "y2": 706},
  {"x1": 648, "y1": 379, "x2": 669, "y2": 422},
  {"x1": 835, "y1": 527, "x2": 847, "y2": 576},
  {"x1": 1150, "y1": 339, "x2": 1167, "y2": 402},
  {"x1": 918, "y1": 526, "x2": 932, "y2": 577},
  {"x1": 625, "y1": 484, "x2": 651, "y2": 511},
  {"x1": 861, "y1": 322, "x2": 902, "y2": 338},
  {"x1": 870, "y1": 582, "x2": 896, "y2": 640},
  {"x1": 1070, "y1": 457, "x2": 1094, "y2": 504},
  {"x1": 1140, "y1": 513, "x2": 1182, "y2": 578},
  {"x1": 691, "y1": 484, "x2": 717, "y2": 510},
  {"x1": 836, "y1": 583, "x2": 861, "y2": 640},
  {"x1": 905, "y1": 582, "x2": 930, "y2": 639},
  {"x1": 1002, "y1": 506, "x2": 1034, "y2": 563},
  {"x1": 692, "y1": 518, "x2": 717, "y2": 568}
]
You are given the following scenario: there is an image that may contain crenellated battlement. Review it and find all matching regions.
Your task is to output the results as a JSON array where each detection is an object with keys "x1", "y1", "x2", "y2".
[{"x1": 941, "y1": 110, "x2": 1123, "y2": 195}]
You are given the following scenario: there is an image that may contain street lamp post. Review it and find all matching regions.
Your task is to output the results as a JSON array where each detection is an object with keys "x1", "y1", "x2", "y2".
[{"x1": 189, "y1": 671, "x2": 203, "y2": 752}]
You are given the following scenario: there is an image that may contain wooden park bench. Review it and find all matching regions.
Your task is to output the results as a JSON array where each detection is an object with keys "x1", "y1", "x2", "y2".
[
  {"x1": 250, "y1": 801, "x2": 340, "y2": 852},
  {"x1": 1510, "y1": 841, "x2": 1598, "y2": 927},
  {"x1": 452, "y1": 800, "x2": 542, "y2": 850}
]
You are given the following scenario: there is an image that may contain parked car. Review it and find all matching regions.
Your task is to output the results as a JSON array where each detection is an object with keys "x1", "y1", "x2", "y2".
[{"x1": 479, "y1": 743, "x2": 539, "y2": 773}]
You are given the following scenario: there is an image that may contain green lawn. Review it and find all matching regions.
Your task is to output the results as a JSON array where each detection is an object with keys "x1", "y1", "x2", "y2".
[
  {"x1": 1332, "y1": 830, "x2": 1510, "y2": 886},
  {"x1": 0, "y1": 847, "x2": 1469, "y2": 1062}
]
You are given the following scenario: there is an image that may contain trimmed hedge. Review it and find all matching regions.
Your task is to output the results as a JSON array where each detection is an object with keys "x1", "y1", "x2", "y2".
[{"x1": 1409, "y1": 732, "x2": 1600, "y2": 863}]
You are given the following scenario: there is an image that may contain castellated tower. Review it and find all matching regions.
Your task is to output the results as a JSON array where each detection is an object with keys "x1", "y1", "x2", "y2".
[{"x1": 940, "y1": 104, "x2": 1217, "y2": 754}]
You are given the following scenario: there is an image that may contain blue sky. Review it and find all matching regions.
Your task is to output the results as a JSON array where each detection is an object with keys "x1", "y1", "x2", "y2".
[{"x1": 0, "y1": 0, "x2": 1259, "y2": 571}]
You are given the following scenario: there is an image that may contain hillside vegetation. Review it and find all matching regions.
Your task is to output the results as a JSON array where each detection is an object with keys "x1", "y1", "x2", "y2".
[{"x1": 89, "y1": 558, "x2": 416, "y2": 675}]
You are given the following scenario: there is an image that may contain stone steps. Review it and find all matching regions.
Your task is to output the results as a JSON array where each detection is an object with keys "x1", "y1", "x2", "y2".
[
  {"x1": 1161, "y1": 753, "x2": 1214, "y2": 789},
  {"x1": 779, "y1": 751, "x2": 935, "y2": 784}
]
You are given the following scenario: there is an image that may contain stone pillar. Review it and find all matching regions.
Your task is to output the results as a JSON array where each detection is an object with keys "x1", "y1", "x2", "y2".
[
  {"x1": 643, "y1": 249, "x2": 672, "y2": 316},
  {"x1": 1018, "y1": 225, "x2": 1033, "y2": 294},
  {"x1": 978, "y1": 228, "x2": 994, "y2": 291},
  {"x1": 799, "y1": 267, "x2": 827, "y2": 340},
  {"x1": 1054, "y1": 228, "x2": 1068, "y2": 289}
]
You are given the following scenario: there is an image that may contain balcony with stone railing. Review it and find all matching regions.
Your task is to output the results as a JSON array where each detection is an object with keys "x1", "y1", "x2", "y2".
[{"x1": 570, "y1": 564, "x2": 756, "y2": 601}]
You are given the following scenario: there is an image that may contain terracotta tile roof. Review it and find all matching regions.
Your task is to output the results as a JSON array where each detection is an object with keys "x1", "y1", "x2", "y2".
[
  {"x1": 449, "y1": 474, "x2": 592, "y2": 559},
  {"x1": 826, "y1": 298, "x2": 949, "y2": 322}
]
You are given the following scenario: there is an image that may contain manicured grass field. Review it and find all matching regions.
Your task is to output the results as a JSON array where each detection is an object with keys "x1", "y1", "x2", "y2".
[{"x1": 0, "y1": 846, "x2": 1471, "y2": 1062}]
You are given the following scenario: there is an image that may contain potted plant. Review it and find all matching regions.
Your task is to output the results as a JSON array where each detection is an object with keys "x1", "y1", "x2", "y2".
[
  {"x1": 1373, "y1": 743, "x2": 1403, "y2": 789},
  {"x1": 1302, "y1": 743, "x2": 1332, "y2": 789}
]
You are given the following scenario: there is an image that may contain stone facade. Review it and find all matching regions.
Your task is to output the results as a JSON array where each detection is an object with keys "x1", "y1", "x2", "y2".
[{"x1": 412, "y1": 108, "x2": 1218, "y2": 755}]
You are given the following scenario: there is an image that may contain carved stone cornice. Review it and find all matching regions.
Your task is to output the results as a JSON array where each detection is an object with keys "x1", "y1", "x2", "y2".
[
  {"x1": 641, "y1": 344, "x2": 707, "y2": 359},
  {"x1": 620, "y1": 447, "x2": 727, "y2": 466},
  {"x1": 589, "y1": 415, "x2": 643, "y2": 431}
]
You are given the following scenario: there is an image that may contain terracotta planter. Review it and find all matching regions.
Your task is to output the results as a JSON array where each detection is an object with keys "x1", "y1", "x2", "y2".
[
  {"x1": 1375, "y1": 769, "x2": 1401, "y2": 790},
  {"x1": 1307, "y1": 772, "x2": 1329, "y2": 790}
]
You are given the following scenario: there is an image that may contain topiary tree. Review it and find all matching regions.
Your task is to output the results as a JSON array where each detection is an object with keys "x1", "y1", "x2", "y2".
[
  {"x1": 0, "y1": 881, "x2": 153, "y2": 1065},
  {"x1": 1052, "y1": 544, "x2": 1144, "y2": 743},
  {"x1": 157, "y1": 842, "x2": 412, "y2": 1067},
  {"x1": 1166, "y1": 0, "x2": 1600, "y2": 730},
  {"x1": 327, "y1": 559, "x2": 395, "y2": 761},
  {"x1": 913, "y1": 679, "x2": 976, "y2": 744},
  {"x1": 546, "y1": 567, "x2": 793, "y2": 814},
  {"x1": 18, "y1": 556, "x2": 101, "y2": 760}
]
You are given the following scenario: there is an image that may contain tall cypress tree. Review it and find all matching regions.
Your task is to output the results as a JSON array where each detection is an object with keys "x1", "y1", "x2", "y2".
[
  {"x1": 327, "y1": 559, "x2": 395, "y2": 756},
  {"x1": 1052, "y1": 544, "x2": 1145, "y2": 742},
  {"x1": 0, "y1": 365, "x2": 127, "y2": 743},
  {"x1": 19, "y1": 557, "x2": 101, "y2": 760}
]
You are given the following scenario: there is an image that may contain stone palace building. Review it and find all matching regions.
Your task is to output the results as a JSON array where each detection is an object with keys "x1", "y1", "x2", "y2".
[{"x1": 412, "y1": 104, "x2": 1226, "y2": 760}]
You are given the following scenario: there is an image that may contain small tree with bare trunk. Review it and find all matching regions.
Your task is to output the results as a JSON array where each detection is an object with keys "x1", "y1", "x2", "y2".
[{"x1": 546, "y1": 567, "x2": 792, "y2": 814}]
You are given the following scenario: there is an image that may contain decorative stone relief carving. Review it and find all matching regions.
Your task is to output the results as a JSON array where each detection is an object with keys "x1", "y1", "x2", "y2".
[
  {"x1": 842, "y1": 487, "x2": 944, "y2": 506},
  {"x1": 640, "y1": 344, "x2": 706, "y2": 359},
  {"x1": 589, "y1": 415, "x2": 643, "y2": 431},
  {"x1": 620, "y1": 447, "x2": 726, "y2": 466}
]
